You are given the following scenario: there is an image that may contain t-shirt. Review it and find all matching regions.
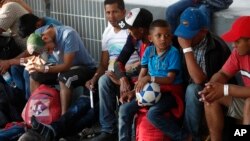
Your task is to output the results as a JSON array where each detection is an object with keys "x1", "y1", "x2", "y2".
[
  {"x1": 222, "y1": 49, "x2": 250, "y2": 86},
  {"x1": 141, "y1": 45, "x2": 183, "y2": 84},
  {"x1": 35, "y1": 25, "x2": 96, "y2": 69},
  {"x1": 0, "y1": 2, "x2": 29, "y2": 50},
  {"x1": 102, "y1": 24, "x2": 139, "y2": 71}
]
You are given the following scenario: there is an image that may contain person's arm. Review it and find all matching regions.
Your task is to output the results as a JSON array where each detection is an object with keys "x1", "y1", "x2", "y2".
[
  {"x1": 85, "y1": 51, "x2": 109, "y2": 90},
  {"x1": 12, "y1": 0, "x2": 32, "y2": 13},
  {"x1": 178, "y1": 37, "x2": 207, "y2": 84}
]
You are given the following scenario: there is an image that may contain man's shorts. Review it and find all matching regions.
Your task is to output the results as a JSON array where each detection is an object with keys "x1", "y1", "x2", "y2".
[
  {"x1": 31, "y1": 66, "x2": 96, "y2": 88},
  {"x1": 227, "y1": 97, "x2": 245, "y2": 120}
]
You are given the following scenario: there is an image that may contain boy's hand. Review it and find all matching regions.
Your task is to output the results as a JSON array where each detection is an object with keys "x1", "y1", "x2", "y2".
[{"x1": 135, "y1": 76, "x2": 149, "y2": 93}]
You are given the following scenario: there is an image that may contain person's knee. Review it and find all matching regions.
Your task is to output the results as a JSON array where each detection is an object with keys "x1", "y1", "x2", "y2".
[
  {"x1": 185, "y1": 84, "x2": 203, "y2": 103},
  {"x1": 98, "y1": 75, "x2": 109, "y2": 88},
  {"x1": 146, "y1": 109, "x2": 158, "y2": 123}
]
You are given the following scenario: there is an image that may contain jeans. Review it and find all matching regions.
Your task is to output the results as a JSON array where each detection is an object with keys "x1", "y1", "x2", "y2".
[
  {"x1": 51, "y1": 96, "x2": 97, "y2": 137},
  {"x1": 10, "y1": 65, "x2": 25, "y2": 91},
  {"x1": 165, "y1": 0, "x2": 212, "y2": 33},
  {"x1": 23, "y1": 70, "x2": 30, "y2": 99},
  {"x1": 98, "y1": 74, "x2": 119, "y2": 134},
  {"x1": 119, "y1": 94, "x2": 184, "y2": 141},
  {"x1": 184, "y1": 84, "x2": 204, "y2": 141}
]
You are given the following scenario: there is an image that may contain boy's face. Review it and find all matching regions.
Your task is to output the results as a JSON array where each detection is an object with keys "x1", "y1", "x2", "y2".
[
  {"x1": 234, "y1": 37, "x2": 250, "y2": 55},
  {"x1": 104, "y1": 3, "x2": 126, "y2": 28},
  {"x1": 150, "y1": 27, "x2": 172, "y2": 51}
]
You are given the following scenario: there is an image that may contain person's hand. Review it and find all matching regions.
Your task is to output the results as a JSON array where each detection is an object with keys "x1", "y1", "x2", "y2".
[
  {"x1": 120, "y1": 77, "x2": 131, "y2": 95},
  {"x1": 135, "y1": 76, "x2": 149, "y2": 93},
  {"x1": 105, "y1": 71, "x2": 120, "y2": 85},
  {"x1": 0, "y1": 60, "x2": 10, "y2": 74},
  {"x1": 178, "y1": 37, "x2": 192, "y2": 49},
  {"x1": 119, "y1": 89, "x2": 135, "y2": 104},
  {"x1": 85, "y1": 74, "x2": 98, "y2": 91},
  {"x1": 198, "y1": 82, "x2": 224, "y2": 103}
]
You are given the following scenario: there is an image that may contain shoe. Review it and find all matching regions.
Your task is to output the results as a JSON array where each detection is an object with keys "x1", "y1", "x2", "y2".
[
  {"x1": 90, "y1": 132, "x2": 117, "y2": 141},
  {"x1": 31, "y1": 115, "x2": 56, "y2": 141}
]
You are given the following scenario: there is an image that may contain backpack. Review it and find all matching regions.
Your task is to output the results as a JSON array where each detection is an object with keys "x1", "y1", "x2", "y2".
[{"x1": 22, "y1": 85, "x2": 61, "y2": 126}]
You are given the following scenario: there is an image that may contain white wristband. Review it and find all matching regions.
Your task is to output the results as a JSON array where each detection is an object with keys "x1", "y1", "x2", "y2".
[
  {"x1": 44, "y1": 65, "x2": 49, "y2": 73},
  {"x1": 183, "y1": 47, "x2": 193, "y2": 54},
  {"x1": 224, "y1": 84, "x2": 229, "y2": 96},
  {"x1": 151, "y1": 76, "x2": 155, "y2": 82}
]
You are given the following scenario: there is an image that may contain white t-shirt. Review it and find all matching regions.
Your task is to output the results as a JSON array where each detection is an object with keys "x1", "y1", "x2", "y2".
[
  {"x1": 102, "y1": 24, "x2": 139, "y2": 71},
  {"x1": 0, "y1": 2, "x2": 29, "y2": 50}
]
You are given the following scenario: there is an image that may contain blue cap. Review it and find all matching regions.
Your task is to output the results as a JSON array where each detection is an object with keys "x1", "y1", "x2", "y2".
[{"x1": 174, "y1": 7, "x2": 208, "y2": 39}]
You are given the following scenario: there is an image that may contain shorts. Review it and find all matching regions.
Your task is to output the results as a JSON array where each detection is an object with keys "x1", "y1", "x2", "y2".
[
  {"x1": 227, "y1": 97, "x2": 245, "y2": 120},
  {"x1": 31, "y1": 66, "x2": 96, "y2": 88}
]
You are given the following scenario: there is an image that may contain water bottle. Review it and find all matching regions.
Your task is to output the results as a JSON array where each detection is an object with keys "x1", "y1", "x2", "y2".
[{"x1": 2, "y1": 72, "x2": 16, "y2": 88}]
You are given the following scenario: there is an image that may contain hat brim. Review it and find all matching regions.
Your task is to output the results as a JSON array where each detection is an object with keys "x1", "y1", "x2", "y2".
[
  {"x1": 221, "y1": 30, "x2": 239, "y2": 42},
  {"x1": 174, "y1": 25, "x2": 199, "y2": 39},
  {"x1": 118, "y1": 19, "x2": 131, "y2": 29}
]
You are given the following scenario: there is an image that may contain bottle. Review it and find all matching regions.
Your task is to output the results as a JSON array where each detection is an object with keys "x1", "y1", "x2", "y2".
[{"x1": 2, "y1": 72, "x2": 16, "y2": 88}]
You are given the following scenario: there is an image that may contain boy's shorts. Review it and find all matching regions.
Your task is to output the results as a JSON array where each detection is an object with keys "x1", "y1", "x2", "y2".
[
  {"x1": 227, "y1": 97, "x2": 245, "y2": 120},
  {"x1": 31, "y1": 66, "x2": 96, "y2": 88}
]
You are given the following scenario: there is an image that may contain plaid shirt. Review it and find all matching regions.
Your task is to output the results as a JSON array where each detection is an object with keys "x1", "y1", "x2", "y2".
[{"x1": 193, "y1": 37, "x2": 208, "y2": 75}]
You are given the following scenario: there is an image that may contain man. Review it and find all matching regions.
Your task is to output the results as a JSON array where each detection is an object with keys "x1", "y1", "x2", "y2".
[
  {"x1": 26, "y1": 25, "x2": 97, "y2": 115},
  {"x1": 174, "y1": 7, "x2": 231, "y2": 141},
  {"x1": 85, "y1": 0, "x2": 139, "y2": 140},
  {"x1": 200, "y1": 16, "x2": 250, "y2": 141}
]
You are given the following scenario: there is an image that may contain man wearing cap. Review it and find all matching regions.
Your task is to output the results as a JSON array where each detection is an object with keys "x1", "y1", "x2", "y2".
[
  {"x1": 26, "y1": 25, "x2": 97, "y2": 116},
  {"x1": 199, "y1": 16, "x2": 250, "y2": 141},
  {"x1": 174, "y1": 7, "x2": 231, "y2": 141},
  {"x1": 85, "y1": 0, "x2": 140, "y2": 140}
]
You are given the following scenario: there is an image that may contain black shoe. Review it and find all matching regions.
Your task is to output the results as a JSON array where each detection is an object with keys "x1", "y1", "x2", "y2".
[
  {"x1": 90, "y1": 132, "x2": 117, "y2": 141},
  {"x1": 31, "y1": 115, "x2": 56, "y2": 141}
]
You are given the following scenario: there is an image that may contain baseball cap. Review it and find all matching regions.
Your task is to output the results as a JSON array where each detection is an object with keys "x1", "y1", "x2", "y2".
[
  {"x1": 174, "y1": 7, "x2": 208, "y2": 39},
  {"x1": 222, "y1": 16, "x2": 250, "y2": 42},
  {"x1": 118, "y1": 8, "x2": 153, "y2": 29},
  {"x1": 27, "y1": 33, "x2": 45, "y2": 55}
]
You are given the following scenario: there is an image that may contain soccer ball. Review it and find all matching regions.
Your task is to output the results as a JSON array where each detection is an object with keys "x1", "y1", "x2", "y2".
[{"x1": 136, "y1": 82, "x2": 161, "y2": 106}]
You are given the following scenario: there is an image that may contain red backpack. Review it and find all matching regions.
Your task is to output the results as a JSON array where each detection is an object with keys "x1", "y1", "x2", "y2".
[{"x1": 22, "y1": 85, "x2": 61, "y2": 126}]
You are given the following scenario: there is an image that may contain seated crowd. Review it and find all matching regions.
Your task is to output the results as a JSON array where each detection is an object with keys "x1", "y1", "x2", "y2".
[{"x1": 0, "y1": 0, "x2": 249, "y2": 141}]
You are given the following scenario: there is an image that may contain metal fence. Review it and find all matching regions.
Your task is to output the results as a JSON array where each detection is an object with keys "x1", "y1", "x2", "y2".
[{"x1": 24, "y1": 0, "x2": 107, "y2": 62}]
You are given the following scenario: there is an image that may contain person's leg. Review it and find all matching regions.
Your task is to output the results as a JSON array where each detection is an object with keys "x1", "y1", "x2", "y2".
[
  {"x1": 23, "y1": 70, "x2": 30, "y2": 99},
  {"x1": 205, "y1": 96, "x2": 232, "y2": 141},
  {"x1": 146, "y1": 93, "x2": 183, "y2": 140},
  {"x1": 29, "y1": 77, "x2": 41, "y2": 93},
  {"x1": 10, "y1": 65, "x2": 25, "y2": 90},
  {"x1": 198, "y1": 4, "x2": 212, "y2": 28},
  {"x1": 184, "y1": 84, "x2": 203, "y2": 141},
  {"x1": 165, "y1": 0, "x2": 194, "y2": 33},
  {"x1": 243, "y1": 98, "x2": 250, "y2": 124},
  {"x1": 91, "y1": 74, "x2": 119, "y2": 141},
  {"x1": 119, "y1": 99, "x2": 139, "y2": 141},
  {"x1": 58, "y1": 66, "x2": 96, "y2": 115}
]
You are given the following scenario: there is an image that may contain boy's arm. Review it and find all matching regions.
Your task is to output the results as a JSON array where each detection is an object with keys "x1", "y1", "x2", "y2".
[{"x1": 154, "y1": 71, "x2": 176, "y2": 85}]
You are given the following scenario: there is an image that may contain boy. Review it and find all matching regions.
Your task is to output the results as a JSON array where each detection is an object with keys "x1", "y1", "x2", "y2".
[{"x1": 118, "y1": 19, "x2": 185, "y2": 141}]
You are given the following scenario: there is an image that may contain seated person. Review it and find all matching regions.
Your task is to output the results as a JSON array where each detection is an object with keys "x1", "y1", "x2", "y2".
[
  {"x1": 18, "y1": 13, "x2": 62, "y2": 38},
  {"x1": 118, "y1": 19, "x2": 185, "y2": 141},
  {"x1": 199, "y1": 16, "x2": 250, "y2": 141},
  {"x1": 25, "y1": 25, "x2": 97, "y2": 115}
]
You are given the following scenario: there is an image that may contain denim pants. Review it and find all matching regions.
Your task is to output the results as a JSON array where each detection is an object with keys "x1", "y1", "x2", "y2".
[
  {"x1": 119, "y1": 94, "x2": 184, "y2": 141},
  {"x1": 165, "y1": 0, "x2": 212, "y2": 33},
  {"x1": 98, "y1": 74, "x2": 119, "y2": 134},
  {"x1": 184, "y1": 84, "x2": 204, "y2": 141},
  {"x1": 51, "y1": 96, "x2": 97, "y2": 137},
  {"x1": 10, "y1": 65, "x2": 26, "y2": 91}
]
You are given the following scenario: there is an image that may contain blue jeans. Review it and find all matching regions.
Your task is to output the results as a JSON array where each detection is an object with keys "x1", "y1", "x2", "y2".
[
  {"x1": 51, "y1": 96, "x2": 97, "y2": 137},
  {"x1": 10, "y1": 65, "x2": 25, "y2": 91},
  {"x1": 184, "y1": 84, "x2": 204, "y2": 141},
  {"x1": 166, "y1": 0, "x2": 212, "y2": 33},
  {"x1": 98, "y1": 74, "x2": 119, "y2": 134},
  {"x1": 119, "y1": 94, "x2": 184, "y2": 141},
  {"x1": 23, "y1": 70, "x2": 30, "y2": 99}
]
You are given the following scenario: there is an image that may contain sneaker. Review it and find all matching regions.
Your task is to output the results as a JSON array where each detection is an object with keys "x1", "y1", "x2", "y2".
[
  {"x1": 89, "y1": 132, "x2": 117, "y2": 141},
  {"x1": 30, "y1": 116, "x2": 56, "y2": 141}
]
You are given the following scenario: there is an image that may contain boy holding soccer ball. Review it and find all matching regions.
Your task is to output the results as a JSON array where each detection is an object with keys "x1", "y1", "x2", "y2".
[{"x1": 119, "y1": 19, "x2": 186, "y2": 141}]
